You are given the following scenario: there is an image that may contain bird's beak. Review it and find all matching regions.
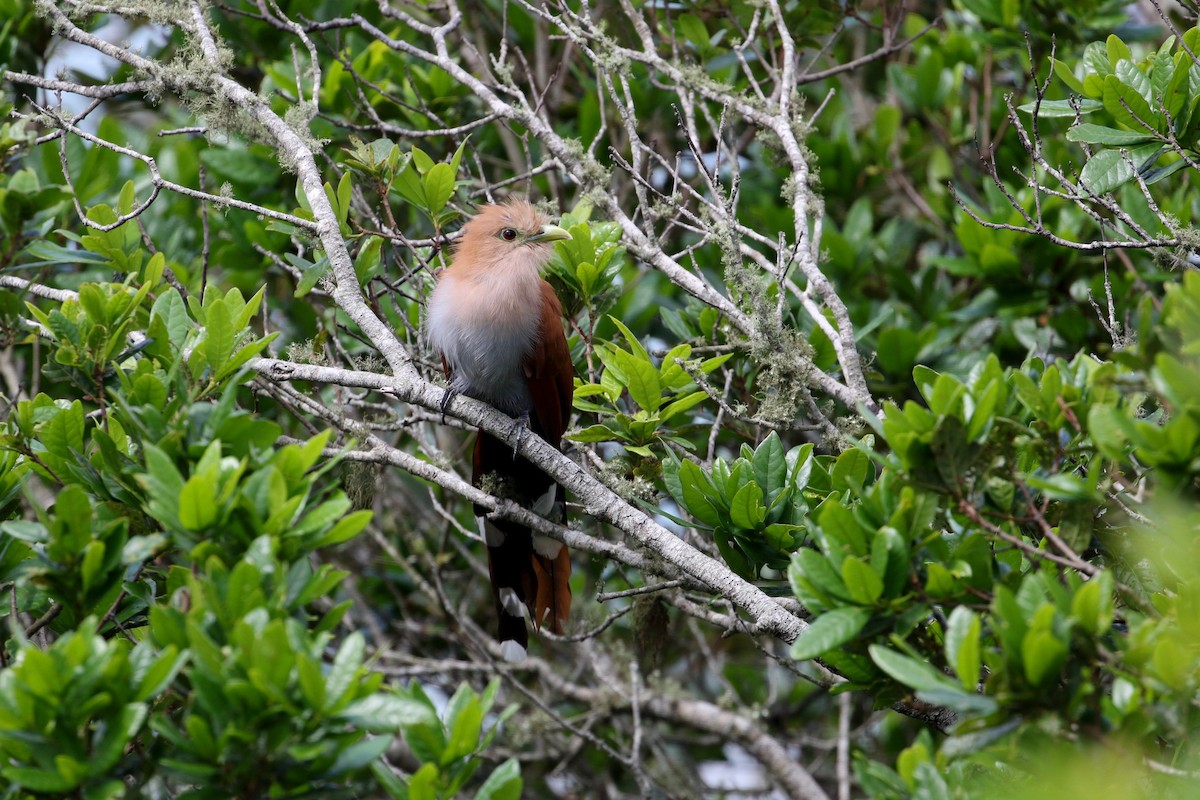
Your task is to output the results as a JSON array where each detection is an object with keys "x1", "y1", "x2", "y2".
[{"x1": 530, "y1": 224, "x2": 570, "y2": 243}]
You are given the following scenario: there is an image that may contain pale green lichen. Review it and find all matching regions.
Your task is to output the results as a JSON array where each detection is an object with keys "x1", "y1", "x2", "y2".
[
  {"x1": 285, "y1": 338, "x2": 329, "y2": 365},
  {"x1": 351, "y1": 353, "x2": 385, "y2": 374},
  {"x1": 595, "y1": 458, "x2": 656, "y2": 503},
  {"x1": 215, "y1": 182, "x2": 233, "y2": 211},
  {"x1": 342, "y1": 459, "x2": 380, "y2": 511},
  {"x1": 591, "y1": 33, "x2": 632, "y2": 76},
  {"x1": 749, "y1": 326, "x2": 816, "y2": 424},
  {"x1": 280, "y1": 102, "x2": 329, "y2": 166},
  {"x1": 477, "y1": 470, "x2": 518, "y2": 501},
  {"x1": 556, "y1": 139, "x2": 612, "y2": 192},
  {"x1": 1161, "y1": 224, "x2": 1200, "y2": 270},
  {"x1": 705, "y1": 198, "x2": 823, "y2": 426}
]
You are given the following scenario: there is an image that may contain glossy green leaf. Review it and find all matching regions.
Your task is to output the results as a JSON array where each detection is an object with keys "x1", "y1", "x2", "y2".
[
  {"x1": 1079, "y1": 144, "x2": 1159, "y2": 194},
  {"x1": 474, "y1": 758, "x2": 522, "y2": 800},
  {"x1": 1066, "y1": 123, "x2": 1156, "y2": 146},
  {"x1": 841, "y1": 556, "x2": 884, "y2": 605},
  {"x1": 728, "y1": 482, "x2": 766, "y2": 530},
  {"x1": 944, "y1": 607, "x2": 981, "y2": 691},
  {"x1": 831, "y1": 448, "x2": 871, "y2": 492},
  {"x1": 869, "y1": 645, "x2": 959, "y2": 693},
  {"x1": 791, "y1": 607, "x2": 871, "y2": 661}
]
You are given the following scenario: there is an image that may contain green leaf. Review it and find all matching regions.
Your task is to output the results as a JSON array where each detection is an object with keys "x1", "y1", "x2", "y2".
[
  {"x1": 611, "y1": 348, "x2": 662, "y2": 412},
  {"x1": 313, "y1": 509, "x2": 373, "y2": 548},
  {"x1": 411, "y1": 146, "x2": 434, "y2": 173},
  {"x1": 22, "y1": 239, "x2": 110, "y2": 267},
  {"x1": 393, "y1": 156, "x2": 426, "y2": 207},
  {"x1": 677, "y1": 460, "x2": 722, "y2": 528},
  {"x1": 203, "y1": 299, "x2": 234, "y2": 375},
  {"x1": 133, "y1": 645, "x2": 186, "y2": 701},
  {"x1": 762, "y1": 523, "x2": 802, "y2": 552},
  {"x1": 336, "y1": 172, "x2": 352, "y2": 223},
  {"x1": 1102, "y1": 74, "x2": 1157, "y2": 132},
  {"x1": 818, "y1": 499, "x2": 866, "y2": 557},
  {"x1": 329, "y1": 735, "x2": 392, "y2": 776},
  {"x1": 751, "y1": 432, "x2": 788, "y2": 494},
  {"x1": 1066, "y1": 124, "x2": 1157, "y2": 145},
  {"x1": 1106, "y1": 35, "x2": 1132, "y2": 68},
  {"x1": 1152, "y1": 637, "x2": 1190, "y2": 689},
  {"x1": 78, "y1": 283, "x2": 107, "y2": 323},
  {"x1": 607, "y1": 315, "x2": 650, "y2": 362},
  {"x1": 41, "y1": 400, "x2": 85, "y2": 458},
  {"x1": 1115, "y1": 58, "x2": 1152, "y2": 104},
  {"x1": 791, "y1": 548, "x2": 851, "y2": 604},
  {"x1": 728, "y1": 482, "x2": 766, "y2": 530},
  {"x1": 841, "y1": 556, "x2": 884, "y2": 605},
  {"x1": 714, "y1": 530, "x2": 754, "y2": 578},
  {"x1": 178, "y1": 473, "x2": 219, "y2": 530},
  {"x1": 54, "y1": 483, "x2": 92, "y2": 536},
  {"x1": 575, "y1": 260, "x2": 599, "y2": 295},
  {"x1": 1, "y1": 520, "x2": 47, "y2": 542},
  {"x1": 1094, "y1": 407, "x2": 1128, "y2": 455},
  {"x1": 93, "y1": 703, "x2": 147, "y2": 773},
  {"x1": 443, "y1": 687, "x2": 485, "y2": 763},
  {"x1": 326, "y1": 632, "x2": 365, "y2": 710},
  {"x1": 151, "y1": 288, "x2": 191, "y2": 352},
  {"x1": 830, "y1": 448, "x2": 871, "y2": 492},
  {"x1": 141, "y1": 445, "x2": 185, "y2": 529},
  {"x1": 567, "y1": 424, "x2": 620, "y2": 443},
  {"x1": 3, "y1": 766, "x2": 76, "y2": 792},
  {"x1": 215, "y1": 334, "x2": 277, "y2": 383},
  {"x1": 1021, "y1": 627, "x2": 1068, "y2": 687},
  {"x1": 876, "y1": 327, "x2": 919, "y2": 375},
  {"x1": 659, "y1": 390, "x2": 707, "y2": 423},
  {"x1": 371, "y1": 760, "x2": 408, "y2": 799},
  {"x1": 790, "y1": 607, "x2": 871, "y2": 661},
  {"x1": 422, "y1": 163, "x2": 455, "y2": 216},
  {"x1": 869, "y1": 645, "x2": 958, "y2": 693},
  {"x1": 408, "y1": 763, "x2": 439, "y2": 800},
  {"x1": 355, "y1": 236, "x2": 384, "y2": 285},
  {"x1": 944, "y1": 607, "x2": 981, "y2": 691},
  {"x1": 474, "y1": 758, "x2": 522, "y2": 800},
  {"x1": 294, "y1": 255, "x2": 330, "y2": 298},
  {"x1": 677, "y1": 14, "x2": 710, "y2": 49},
  {"x1": 448, "y1": 137, "x2": 469, "y2": 176},
  {"x1": 1070, "y1": 571, "x2": 1114, "y2": 637},
  {"x1": 341, "y1": 693, "x2": 438, "y2": 733},
  {"x1": 1017, "y1": 98, "x2": 1103, "y2": 117},
  {"x1": 1079, "y1": 144, "x2": 1160, "y2": 194},
  {"x1": 1164, "y1": 53, "x2": 1191, "y2": 118},
  {"x1": 1052, "y1": 58, "x2": 1085, "y2": 94},
  {"x1": 1023, "y1": 472, "x2": 1095, "y2": 502},
  {"x1": 79, "y1": 540, "x2": 106, "y2": 594},
  {"x1": 1141, "y1": 158, "x2": 1189, "y2": 185},
  {"x1": 46, "y1": 309, "x2": 80, "y2": 346},
  {"x1": 924, "y1": 562, "x2": 961, "y2": 598}
]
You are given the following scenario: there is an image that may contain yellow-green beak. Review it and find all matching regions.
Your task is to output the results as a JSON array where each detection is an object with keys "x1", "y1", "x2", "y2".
[{"x1": 530, "y1": 224, "x2": 570, "y2": 243}]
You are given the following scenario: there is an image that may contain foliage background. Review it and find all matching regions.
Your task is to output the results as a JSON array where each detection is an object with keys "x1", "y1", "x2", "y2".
[{"x1": 2, "y1": 0, "x2": 1200, "y2": 798}]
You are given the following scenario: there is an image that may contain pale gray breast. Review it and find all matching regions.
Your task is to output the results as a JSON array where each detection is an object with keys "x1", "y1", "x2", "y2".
[{"x1": 427, "y1": 273, "x2": 538, "y2": 415}]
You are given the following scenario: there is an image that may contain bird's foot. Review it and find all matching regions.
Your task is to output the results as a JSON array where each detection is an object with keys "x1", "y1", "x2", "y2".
[
  {"x1": 509, "y1": 409, "x2": 531, "y2": 458},
  {"x1": 439, "y1": 386, "x2": 459, "y2": 423}
]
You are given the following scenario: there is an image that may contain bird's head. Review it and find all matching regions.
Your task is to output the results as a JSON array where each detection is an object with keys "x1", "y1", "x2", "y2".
[{"x1": 453, "y1": 200, "x2": 570, "y2": 274}]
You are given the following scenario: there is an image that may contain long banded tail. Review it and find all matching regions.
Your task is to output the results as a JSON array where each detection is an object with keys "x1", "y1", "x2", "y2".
[{"x1": 474, "y1": 431, "x2": 571, "y2": 659}]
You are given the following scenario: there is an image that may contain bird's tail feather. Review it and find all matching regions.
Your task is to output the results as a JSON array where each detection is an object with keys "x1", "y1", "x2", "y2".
[
  {"x1": 483, "y1": 522, "x2": 534, "y2": 655},
  {"x1": 532, "y1": 543, "x2": 572, "y2": 635},
  {"x1": 475, "y1": 432, "x2": 571, "y2": 657},
  {"x1": 481, "y1": 518, "x2": 571, "y2": 656}
]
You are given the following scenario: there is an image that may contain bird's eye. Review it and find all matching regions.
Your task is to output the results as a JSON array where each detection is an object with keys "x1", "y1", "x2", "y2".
[{"x1": 500, "y1": 228, "x2": 518, "y2": 241}]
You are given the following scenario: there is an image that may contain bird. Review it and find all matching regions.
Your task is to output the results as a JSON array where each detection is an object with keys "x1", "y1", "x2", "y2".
[{"x1": 426, "y1": 199, "x2": 574, "y2": 661}]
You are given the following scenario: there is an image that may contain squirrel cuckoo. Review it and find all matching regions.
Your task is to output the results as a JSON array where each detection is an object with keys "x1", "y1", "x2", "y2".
[{"x1": 426, "y1": 200, "x2": 574, "y2": 661}]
